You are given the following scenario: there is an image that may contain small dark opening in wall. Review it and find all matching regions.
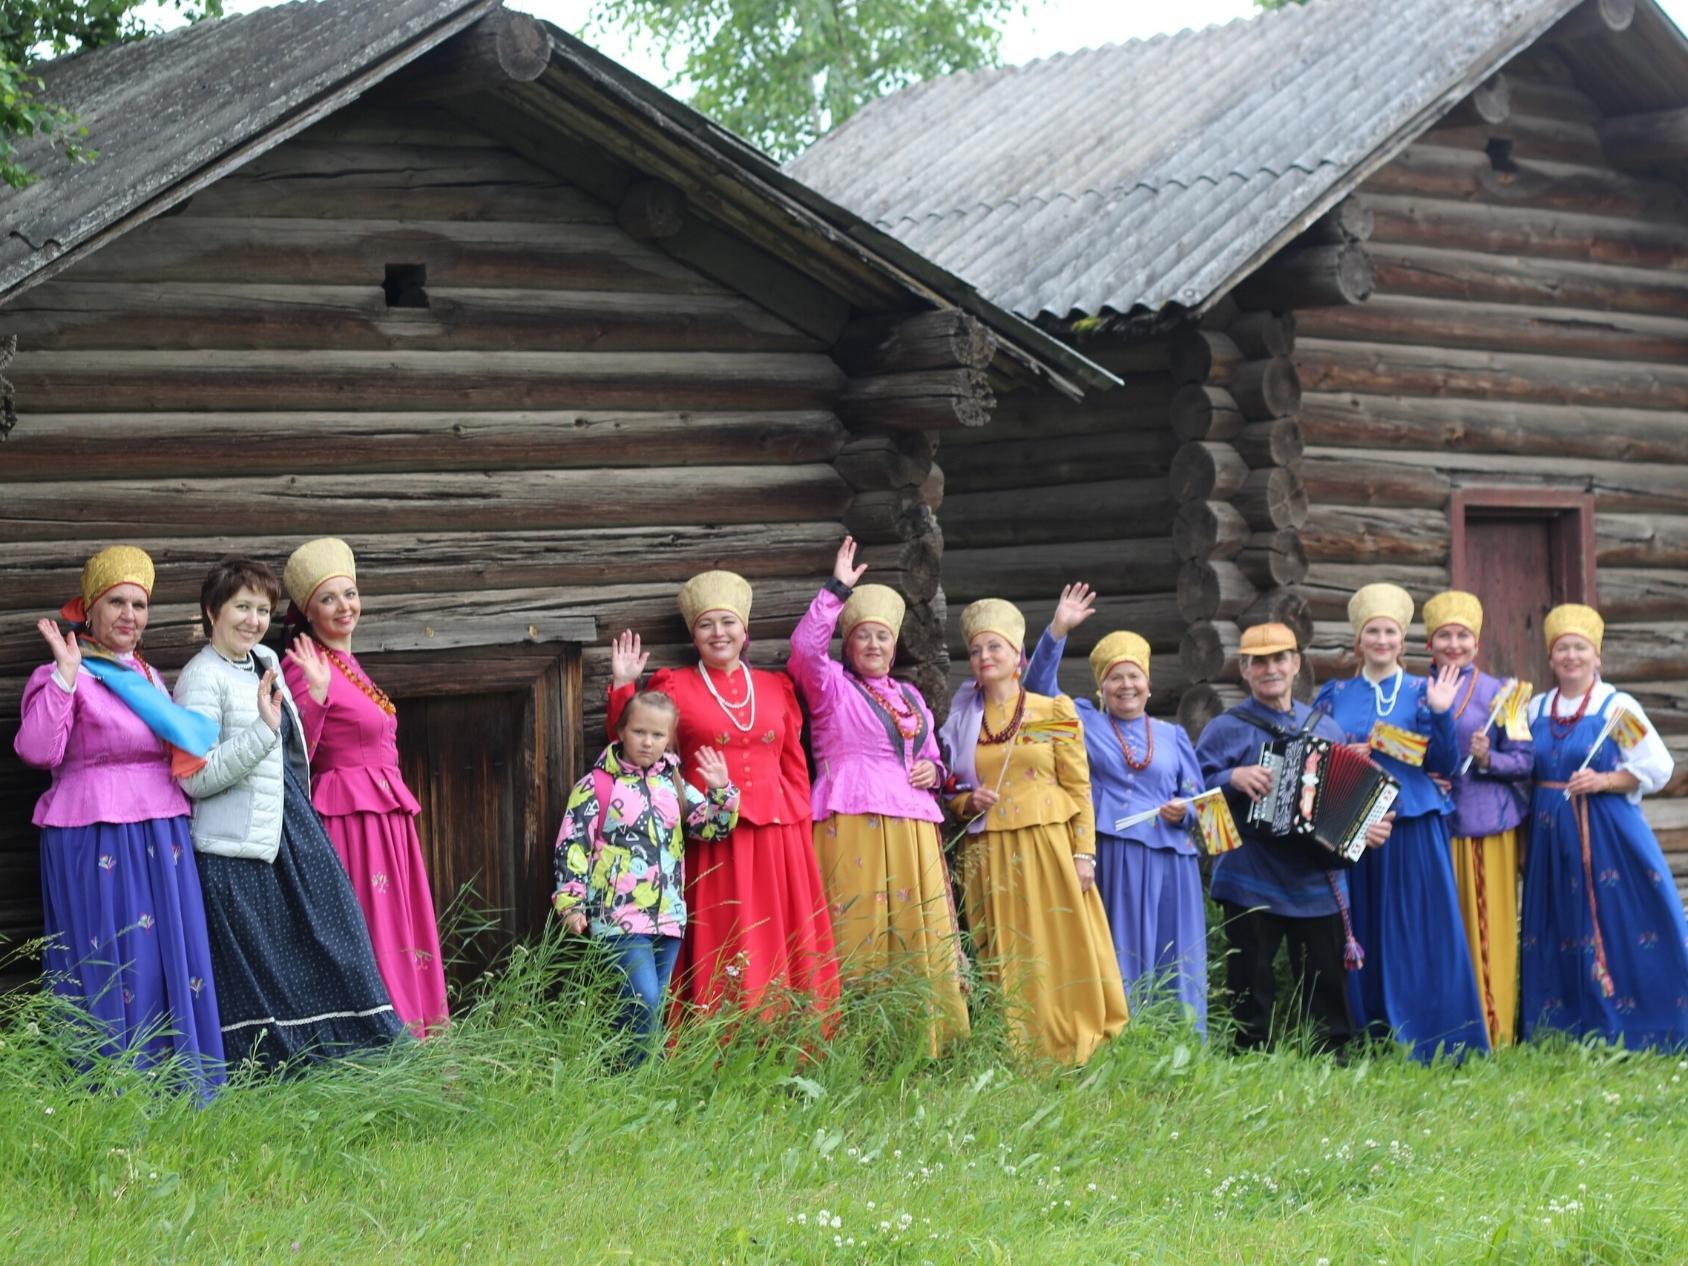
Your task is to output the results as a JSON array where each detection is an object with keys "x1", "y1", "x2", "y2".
[
  {"x1": 1486, "y1": 137, "x2": 1518, "y2": 174},
  {"x1": 383, "y1": 263, "x2": 428, "y2": 308}
]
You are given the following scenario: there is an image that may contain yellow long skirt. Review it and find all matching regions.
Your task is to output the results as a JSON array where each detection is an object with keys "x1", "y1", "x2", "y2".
[
  {"x1": 1450, "y1": 829, "x2": 1521, "y2": 1048},
  {"x1": 960, "y1": 823, "x2": 1129, "y2": 1066},
  {"x1": 814, "y1": 813, "x2": 970, "y2": 1054}
]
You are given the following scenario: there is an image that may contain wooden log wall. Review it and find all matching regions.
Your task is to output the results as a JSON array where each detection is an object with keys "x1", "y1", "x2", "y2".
[
  {"x1": 936, "y1": 336, "x2": 1186, "y2": 709},
  {"x1": 1289, "y1": 47, "x2": 1688, "y2": 892},
  {"x1": 0, "y1": 97, "x2": 952, "y2": 961}
]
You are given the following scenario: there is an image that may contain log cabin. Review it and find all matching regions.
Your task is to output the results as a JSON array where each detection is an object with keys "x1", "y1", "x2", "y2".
[
  {"x1": 792, "y1": 0, "x2": 1688, "y2": 891},
  {"x1": 0, "y1": 0, "x2": 1117, "y2": 980}
]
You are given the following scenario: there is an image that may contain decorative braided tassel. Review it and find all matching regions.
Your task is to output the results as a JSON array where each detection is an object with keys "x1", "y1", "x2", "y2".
[{"x1": 1327, "y1": 871, "x2": 1364, "y2": 972}]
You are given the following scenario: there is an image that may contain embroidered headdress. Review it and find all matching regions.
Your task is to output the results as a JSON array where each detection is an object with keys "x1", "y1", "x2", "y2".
[
  {"x1": 1089, "y1": 630, "x2": 1151, "y2": 687},
  {"x1": 960, "y1": 598, "x2": 1025, "y2": 653},
  {"x1": 677, "y1": 570, "x2": 752, "y2": 629},
  {"x1": 61, "y1": 545, "x2": 155, "y2": 623},
  {"x1": 1544, "y1": 603, "x2": 1604, "y2": 654},
  {"x1": 840, "y1": 583, "x2": 904, "y2": 639},
  {"x1": 1422, "y1": 590, "x2": 1483, "y2": 641},
  {"x1": 284, "y1": 537, "x2": 357, "y2": 609},
  {"x1": 1347, "y1": 582, "x2": 1414, "y2": 639}
]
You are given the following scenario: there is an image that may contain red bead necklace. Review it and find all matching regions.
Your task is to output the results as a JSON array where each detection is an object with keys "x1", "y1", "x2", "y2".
[
  {"x1": 1108, "y1": 712, "x2": 1154, "y2": 771},
  {"x1": 979, "y1": 687, "x2": 1026, "y2": 745},
  {"x1": 858, "y1": 676, "x2": 921, "y2": 741},
  {"x1": 319, "y1": 641, "x2": 396, "y2": 716},
  {"x1": 1548, "y1": 683, "x2": 1592, "y2": 739}
]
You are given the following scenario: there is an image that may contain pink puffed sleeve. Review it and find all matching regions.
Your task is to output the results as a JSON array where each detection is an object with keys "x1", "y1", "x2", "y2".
[{"x1": 14, "y1": 665, "x2": 75, "y2": 771}]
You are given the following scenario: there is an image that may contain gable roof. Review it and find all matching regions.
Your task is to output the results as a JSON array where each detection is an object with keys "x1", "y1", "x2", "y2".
[
  {"x1": 790, "y1": 0, "x2": 1688, "y2": 324},
  {"x1": 0, "y1": 0, "x2": 1114, "y2": 395}
]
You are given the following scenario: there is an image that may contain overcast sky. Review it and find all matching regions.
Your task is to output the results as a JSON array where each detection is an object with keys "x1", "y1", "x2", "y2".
[{"x1": 143, "y1": 0, "x2": 1688, "y2": 98}]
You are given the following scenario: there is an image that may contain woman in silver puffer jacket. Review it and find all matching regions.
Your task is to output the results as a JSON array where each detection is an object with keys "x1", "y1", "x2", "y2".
[{"x1": 173, "y1": 557, "x2": 403, "y2": 1073}]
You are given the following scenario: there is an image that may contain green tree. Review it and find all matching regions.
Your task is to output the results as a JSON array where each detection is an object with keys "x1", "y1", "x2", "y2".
[
  {"x1": 1, "y1": 0, "x2": 224, "y2": 189},
  {"x1": 589, "y1": 0, "x2": 1028, "y2": 160}
]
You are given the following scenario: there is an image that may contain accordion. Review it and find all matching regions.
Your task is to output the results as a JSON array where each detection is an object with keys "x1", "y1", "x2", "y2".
[{"x1": 1247, "y1": 734, "x2": 1401, "y2": 864}]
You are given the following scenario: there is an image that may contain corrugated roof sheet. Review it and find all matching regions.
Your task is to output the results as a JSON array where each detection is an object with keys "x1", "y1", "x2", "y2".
[{"x1": 789, "y1": 0, "x2": 1587, "y2": 321}]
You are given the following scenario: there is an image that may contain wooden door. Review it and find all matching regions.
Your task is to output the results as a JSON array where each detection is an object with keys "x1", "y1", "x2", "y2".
[
  {"x1": 1452, "y1": 491, "x2": 1596, "y2": 690},
  {"x1": 388, "y1": 646, "x2": 581, "y2": 982}
]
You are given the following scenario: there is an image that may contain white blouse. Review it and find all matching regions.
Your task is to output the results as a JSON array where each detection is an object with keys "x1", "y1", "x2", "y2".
[{"x1": 1529, "y1": 682, "x2": 1675, "y2": 802}]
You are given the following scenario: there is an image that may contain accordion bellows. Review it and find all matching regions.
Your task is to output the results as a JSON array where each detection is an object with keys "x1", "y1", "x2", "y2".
[{"x1": 1247, "y1": 733, "x2": 1401, "y2": 863}]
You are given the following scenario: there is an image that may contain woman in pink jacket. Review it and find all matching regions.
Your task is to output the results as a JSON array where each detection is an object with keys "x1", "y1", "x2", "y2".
[
  {"x1": 787, "y1": 537, "x2": 967, "y2": 1052},
  {"x1": 280, "y1": 538, "x2": 447, "y2": 1035}
]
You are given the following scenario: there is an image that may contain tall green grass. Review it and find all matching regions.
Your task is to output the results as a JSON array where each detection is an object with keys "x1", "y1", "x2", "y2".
[{"x1": 3, "y1": 928, "x2": 1686, "y2": 1264}]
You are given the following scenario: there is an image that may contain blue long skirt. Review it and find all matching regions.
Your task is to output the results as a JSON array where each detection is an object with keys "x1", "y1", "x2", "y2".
[
  {"x1": 1096, "y1": 833, "x2": 1207, "y2": 1033},
  {"x1": 39, "y1": 816, "x2": 226, "y2": 1099},
  {"x1": 1521, "y1": 788, "x2": 1688, "y2": 1051},
  {"x1": 1346, "y1": 811, "x2": 1490, "y2": 1062},
  {"x1": 198, "y1": 737, "x2": 403, "y2": 1073}
]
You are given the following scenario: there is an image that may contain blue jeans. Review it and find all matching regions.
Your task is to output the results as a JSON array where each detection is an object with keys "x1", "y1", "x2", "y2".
[{"x1": 601, "y1": 933, "x2": 681, "y2": 1064}]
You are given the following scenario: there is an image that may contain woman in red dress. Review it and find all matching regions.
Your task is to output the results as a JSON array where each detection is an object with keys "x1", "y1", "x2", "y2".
[{"x1": 607, "y1": 570, "x2": 839, "y2": 1020}]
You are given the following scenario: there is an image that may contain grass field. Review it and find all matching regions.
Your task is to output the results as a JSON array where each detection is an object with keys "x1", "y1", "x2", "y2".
[{"x1": 4, "y1": 930, "x2": 1687, "y2": 1266}]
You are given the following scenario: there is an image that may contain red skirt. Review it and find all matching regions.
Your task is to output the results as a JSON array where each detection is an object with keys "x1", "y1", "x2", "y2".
[{"x1": 674, "y1": 819, "x2": 840, "y2": 1020}]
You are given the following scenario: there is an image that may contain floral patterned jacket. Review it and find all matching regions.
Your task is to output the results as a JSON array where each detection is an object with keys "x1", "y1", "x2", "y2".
[{"x1": 552, "y1": 742, "x2": 739, "y2": 938}]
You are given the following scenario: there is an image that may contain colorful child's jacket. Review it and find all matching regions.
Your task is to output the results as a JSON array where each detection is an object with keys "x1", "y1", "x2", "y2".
[{"x1": 552, "y1": 742, "x2": 740, "y2": 938}]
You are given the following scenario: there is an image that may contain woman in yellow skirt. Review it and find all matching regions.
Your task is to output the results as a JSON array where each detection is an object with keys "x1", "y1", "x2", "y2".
[
  {"x1": 937, "y1": 598, "x2": 1128, "y2": 1065},
  {"x1": 1424, "y1": 591, "x2": 1532, "y2": 1047},
  {"x1": 786, "y1": 537, "x2": 968, "y2": 1052}
]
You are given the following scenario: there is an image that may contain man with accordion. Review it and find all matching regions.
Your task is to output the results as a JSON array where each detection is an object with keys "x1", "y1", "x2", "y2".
[{"x1": 1194, "y1": 622, "x2": 1395, "y2": 1054}]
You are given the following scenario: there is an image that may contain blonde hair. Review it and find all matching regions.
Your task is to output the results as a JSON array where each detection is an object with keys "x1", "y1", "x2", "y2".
[{"x1": 619, "y1": 689, "x2": 680, "y2": 732}]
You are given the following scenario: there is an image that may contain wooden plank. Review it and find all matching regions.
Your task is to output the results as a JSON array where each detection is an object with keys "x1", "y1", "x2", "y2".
[
  {"x1": 0, "y1": 409, "x2": 845, "y2": 481},
  {"x1": 939, "y1": 479, "x2": 1175, "y2": 549},
  {"x1": 1303, "y1": 562, "x2": 1445, "y2": 620},
  {"x1": 938, "y1": 430, "x2": 1177, "y2": 491},
  {"x1": 1366, "y1": 142, "x2": 1688, "y2": 222},
  {"x1": 1296, "y1": 337, "x2": 1688, "y2": 413},
  {"x1": 11, "y1": 349, "x2": 847, "y2": 413},
  {"x1": 1369, "y1": 241, "x2": 1688, "y2": 319},
  {"x1": 0, "y1": 521, "x2": 863, "y2": 612},
  {"x1": 1364, "y1": 193, "x2": 1688, "y2": 271},
  {"x1": 4, "y1": 281, "x2": 820, "y2": 353},
  {"x1": 1303, "y1": 505, "x2": 1450, "y2": 564},
  {"x1": 64, "y1": 216, "x2": 726, "y2": 293},
  {"x1": 1299, "y1": 391, "x2": 1688, "y2": 465},
  {"x1": 0, "y1": 464, "x2": 852, "y2": 542},
  {"x1": 1596, "y1": 514, "x2": 1688, "y2": 566},
  {"x1": 942, "y1": 539, "x2": 1182, "y2": 602}
]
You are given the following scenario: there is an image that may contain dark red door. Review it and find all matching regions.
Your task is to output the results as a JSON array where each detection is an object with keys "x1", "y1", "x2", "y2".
[{"x1": 1463, "y1": 516, "x2": 1554, "y2": 687}]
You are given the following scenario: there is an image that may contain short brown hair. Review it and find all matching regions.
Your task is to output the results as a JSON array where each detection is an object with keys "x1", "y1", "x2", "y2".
[{"x1": 200, "y1": 556, "x2": 284, "y2": 636}]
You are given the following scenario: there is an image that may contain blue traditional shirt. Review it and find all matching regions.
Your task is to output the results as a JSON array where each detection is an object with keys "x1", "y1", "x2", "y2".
[
  {"x1": 1195, "y1": 697, "x2": 1348, "y2": 918},
  {"x1": 1312, "y1": 671, "x2": 1457, "y2": 820},
  {"x1": 1026, "y1": 629, "x2": 1205, "y2": 852}
]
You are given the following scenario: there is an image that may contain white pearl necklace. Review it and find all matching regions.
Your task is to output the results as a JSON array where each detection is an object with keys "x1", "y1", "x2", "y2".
[
  {"x1": 1366, "y1": 666, "x2": 1404, "y2": 717},
  {"x1": 698, "y1": 661, "x2": 756, "y2": 732}
]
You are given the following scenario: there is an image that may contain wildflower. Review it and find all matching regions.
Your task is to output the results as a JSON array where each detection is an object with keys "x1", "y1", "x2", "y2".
[{"x1": 42, "y1": 1107, "x2": 53, "y2": 1116}]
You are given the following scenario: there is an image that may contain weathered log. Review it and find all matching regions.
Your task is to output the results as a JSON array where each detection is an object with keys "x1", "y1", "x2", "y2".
[
  {"x1": 1078, "y1": 338, "x2": 1173, "y2": 376},
  {"x1": 0, "y1": 465, "x2": 852, "y2": 543},
  {"x1": 1295, "y1": 336, "x2": 1688, "y2": 414},
  {"x1": 1169, "y1": 331, "x2": 1243, "y2": 386},
  {"x1": 2, "y1": 409, "x2": 845, "y2": 482},
  {"x1": 1239, "y1": 588, "x2": 1314, "y2": 647},
  {"x1": 1234, "y1": 418, "x2": 1305, "y2": 469},
  {"x1": 940, "y1": 479, "x2": 1176, "y2": 549},
  {"x1": 1303, "y1": 505, "x2": 1448, "y2": 564},
  {"x1": 1237, "y1": 530, "x2": 1309, "y2": 589},
  {"x1": 396, "y1": 8, "x2": 552, "y2": 100},
  {"x1": 1598, "y1": 567, "x2": 1688, "y2": 623},
  {"x1": 1430, "y1": 74, "x2": 1512, "y2": 130},
  {"x1": 832, "y1": 431, "x2": 933, "y2": 492},
  {"x1": 1172, "y1": 500, "x2": 1250, "y2": 562},
  {"x1": 1180, "y1": 621, "x2": 1241, "y2": 683},
  {"x1": 937, "y1": 429, "x2": 1177, "y2": 492},
  {"x1": 1227, "y1": 357, "x2": 1303, "y2": 421},
  {"x1": 962, "y1": 383, "x2": 1174, "y2": 443},
  {"x1": 1301, "y1": 563, "x2": 1445, "y2": 621},
  {"x1": 1367, "y1": 145, "x2": 1687, "y2": 226},
  {"x1": 1178, "y1": 561, "x2": 1257, "y2": 622},
  {"x1": 0, "y1": 522, "x2": 857, "y2": 613},
  {"x1": 942, "y1": 539, "x2": 1182, "y2": 601},
  {"x1": 1294, "y1": 295, "x2": 1688, "y2": 366},
  {"x1": 1599, "y1": 104, "x2": 1688, "y2": 170},
  {"x1": 1628, "y1": 680, "x2": 1688, "y2": 735},
  {"x1": 12, "y1": 349, "x2": 847, "y2": 414},
  {"x1": 1170, "y1": 384, "x2": 1245, "y2": 443},
  {"x1": 833, "y1": 309, "x2": 998, "y2": 375},
  {"x1": 1544, "y1": 0, "x2": 1634, "y2": 43},
  {"x1": 838, "y1": 368, "x2": 994, "y2": 431},
  {"x1": 1301, "y1": 445, "x2": 1688, "y2": 515},
  {"x1": 844, "y1": 489, "x2": 936, "y2": 544},
  {"x1": 1298, "y1": 391, "x2": 1688, "y2": 466},
  {"x1": 654, "y1": 213, "x2": 852, "y2": 345},
  {"x1": 1235, "y1": 466, "x2": 1309, "y2": 531},
  {"x1": 1365, "y1": 189, "x2": 1688, "y2": 272},
  {"x1": 946, "y1": 593, "x2": 1184, "y2": 656},
  {"x1": 1177, "y1": 683, "x2": 1246, "y2": 736},
  {"x1": 67, "y1": 216, "x2": 725, "y2": 293},
  {"x1": 920, "y1": 464, "x2": 945, "y2": 512},
  {"x1": 2, "y1": 280, "x2": 820, "y2": 355},
  {"x1": 1226, "y1": 311, "x2": 1295, "y2": 359},
  {"x1": 616, "y1": 180, "x2": 687, "y2": 241},
  {"x1": 1373, "y1": 241, "x2": 1688, "y2": 320},
  {"x1": 1293, "y1": 198, "x2": 1375, "y2": 247},
  {"x1": 1170, "y1": 441, "x2": 1250, "y2": 503},
  {"x1": 1415, "y1": 112, "x2": 1607, "y2": 168},
  {"x1": 1597, "y1": 514, "x2": 1688, "y2": 566},
  {"x1": 1234, "y1": 244, "x2": 1375, "y2": 309}
]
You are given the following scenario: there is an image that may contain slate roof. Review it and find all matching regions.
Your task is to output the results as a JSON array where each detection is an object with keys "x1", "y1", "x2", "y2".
[{"x1": 789, "y1": 0, "x2": 1602, "y2": 322}]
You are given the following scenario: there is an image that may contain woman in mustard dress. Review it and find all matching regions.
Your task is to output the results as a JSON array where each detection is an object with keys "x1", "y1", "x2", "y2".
[{"x1": 939, "y1": 598, "x2": 1128, "y2": 1065}]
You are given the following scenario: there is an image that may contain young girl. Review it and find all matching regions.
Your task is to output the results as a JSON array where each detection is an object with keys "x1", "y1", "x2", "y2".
[{"x1": 553, "y1": 691, "x2": 739, "y2": 1059}]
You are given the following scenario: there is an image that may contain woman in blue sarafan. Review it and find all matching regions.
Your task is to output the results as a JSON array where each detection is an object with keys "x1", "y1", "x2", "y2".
[
  {"x1": 1523, "y1": 604, "x2": 1687, "y2": 1050},
  {"x1": 1024, "y1": 585, "x2": 1209, "y2": 1032},
  {"x1": 1314, "y1": 582, "x2": 1489, "y2": 1062}
]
